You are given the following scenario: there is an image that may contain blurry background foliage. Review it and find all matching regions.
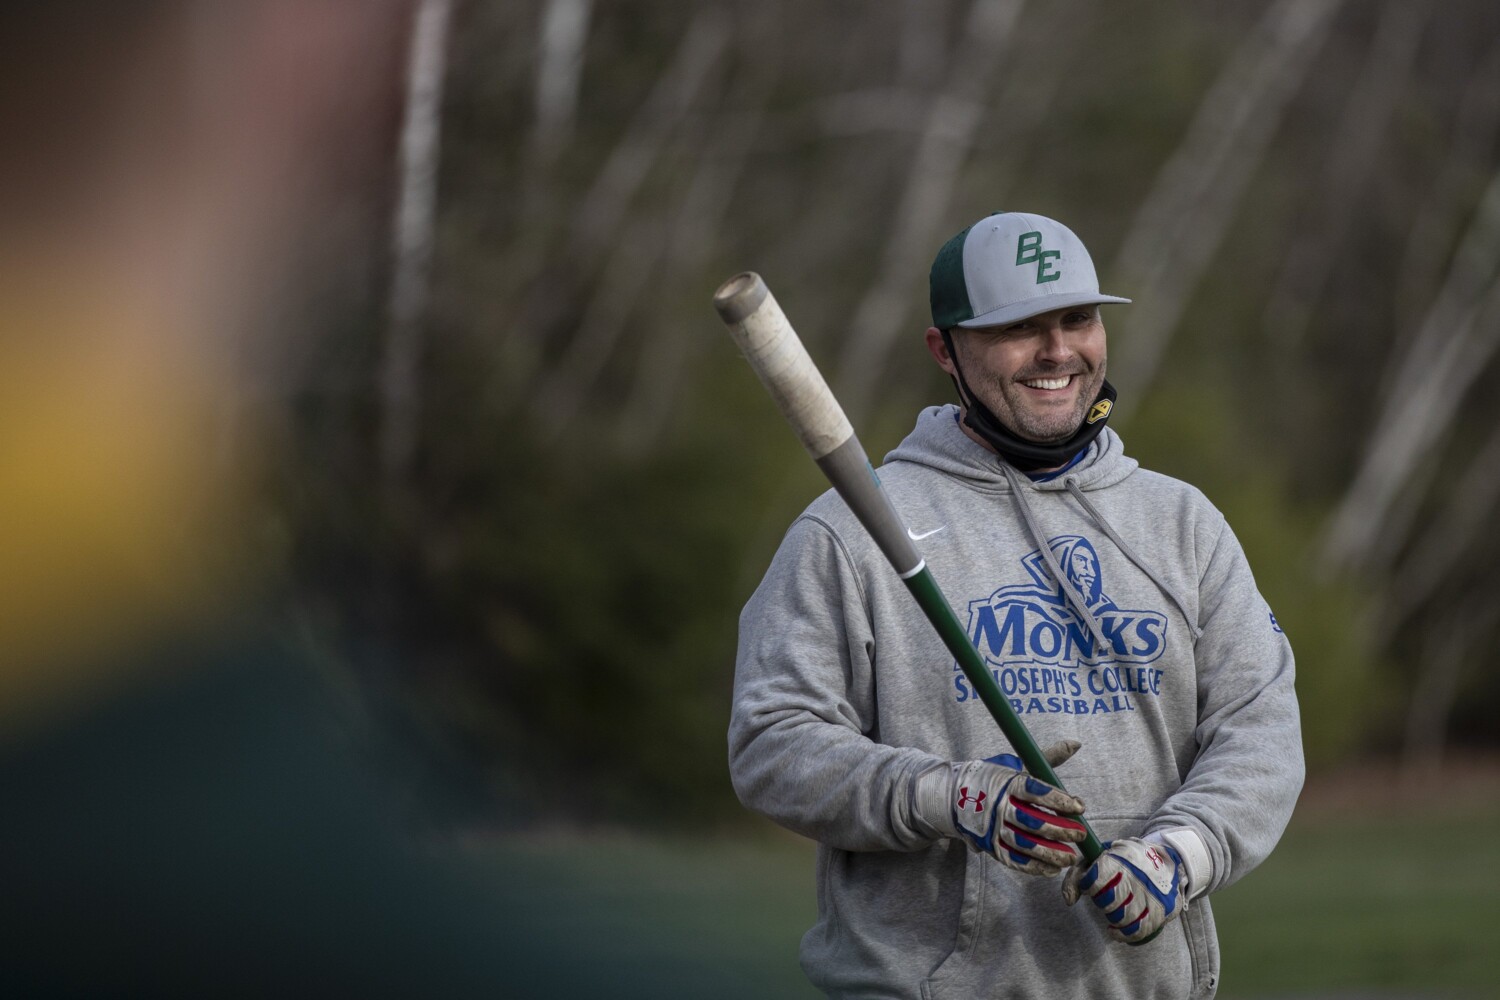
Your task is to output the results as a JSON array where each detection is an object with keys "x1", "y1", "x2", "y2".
[
  {"x1": 244, "y1": 0, "x2": 1499, "y2": 823},
  {"x1": 5, "y1": 3, "x2": 1497, "y2": 994}
]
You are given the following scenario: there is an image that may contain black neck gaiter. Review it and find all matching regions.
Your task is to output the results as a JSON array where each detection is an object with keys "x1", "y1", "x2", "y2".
[{"x1": 941, "y1": 329, "x2": 1117, "y2": 473}]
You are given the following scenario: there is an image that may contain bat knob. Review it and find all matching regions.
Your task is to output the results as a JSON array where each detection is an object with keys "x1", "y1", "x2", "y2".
[{"x1": 713, "y1": 271, "x2": 769, "y2": 325}]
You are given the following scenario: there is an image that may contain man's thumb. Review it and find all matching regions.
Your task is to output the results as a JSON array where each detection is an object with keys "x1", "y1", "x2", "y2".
[
  {"x1": 1042, "y1": 739, "x2": 1082, "y2": 768},
  {"x1": 1060, "y1": 865, "x2": 1083, "y2": 906}
]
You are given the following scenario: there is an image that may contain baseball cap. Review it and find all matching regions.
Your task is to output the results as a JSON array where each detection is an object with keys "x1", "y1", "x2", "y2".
[{"x1": 929, "y1": 212, "x2": 1130, "y2": 329}]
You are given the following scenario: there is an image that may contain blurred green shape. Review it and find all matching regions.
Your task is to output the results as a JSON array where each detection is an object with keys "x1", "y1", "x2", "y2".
[{"x1": 0, "y1": 626, "x2": 809, "y2": 998}]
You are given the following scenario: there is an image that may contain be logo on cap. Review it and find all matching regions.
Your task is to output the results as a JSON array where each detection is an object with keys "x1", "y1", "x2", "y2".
[
  {"x1": 1015, "y1": 231, "x2": 1061, "y2": 284},
  {"x1": 930, "y1": 212, "x2": 1131, "y2": 330}
]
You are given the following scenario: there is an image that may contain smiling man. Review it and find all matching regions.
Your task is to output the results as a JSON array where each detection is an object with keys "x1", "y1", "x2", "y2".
[
  {"x1": 729, "y1": 212, "x2": 1304, "y2": 998},
  {"x1": 924, "y1": 213, "x2": 1127, "y2": 474}
]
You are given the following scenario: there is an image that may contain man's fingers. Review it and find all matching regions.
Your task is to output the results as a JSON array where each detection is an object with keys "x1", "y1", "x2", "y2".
[
  {"x1": 950, "y1": 755, "x2": 1092, "y2": 877},
  {"x1": 1041, "y1": 739, "x2": 1082, "y2": 769},
  {"x1": 1003, "y1": 853, "x2": 1068, "y2": 878},
  {"x1": 1012, "y1": 740, "x2": 1084, "y2": 816},
  {"x1": 1001, "y1": 797, "x2": 1087, "y2": 868},
  {"x1": 1061, "y1": 842, "x2": 1178, "y2": 944},
  {"x1": 1010, "y1": 774, "x2": 1085, "y2": 815},
  {"x1": 1009, "y1": 799, "x2": 1088, "y2": 842},
  {"x1": 1000, "y1": 822, "x2": 1082, "y2": 868},
  {"x1": 1061, "y1": 864, "x2": 1088, "y2": 905}
]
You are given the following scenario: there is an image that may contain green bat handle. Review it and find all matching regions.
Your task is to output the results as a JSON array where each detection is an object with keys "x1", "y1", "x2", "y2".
[{"x1": 904, "y1": 566, "x2": 1105, "y2": 863}]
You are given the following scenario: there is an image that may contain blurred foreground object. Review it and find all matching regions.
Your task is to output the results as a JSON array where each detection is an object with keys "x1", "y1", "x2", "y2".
[
  {"x1": 0, "y1": 4, "x2": 775, "y2": 995},
  {"x1": 0, "y1": 0, "x2": 404, "y2": 715},
  {"x1": 0, "y1": 282, "x2": 234, "y2": 720}
]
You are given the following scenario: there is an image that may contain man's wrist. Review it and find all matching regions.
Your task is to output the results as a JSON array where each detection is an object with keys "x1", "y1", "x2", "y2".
[
  {"x1": 1145, "y1": 827, "x2": 1213, "y2": 899},
  {"x1": 911, "y1": 761, "x2": 960, "y2": 840}
]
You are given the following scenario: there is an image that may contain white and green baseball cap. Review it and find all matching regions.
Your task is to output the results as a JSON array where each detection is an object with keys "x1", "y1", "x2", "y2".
[{"x1": 929, "y1": 212, "x2": 1130, "y2": 329}]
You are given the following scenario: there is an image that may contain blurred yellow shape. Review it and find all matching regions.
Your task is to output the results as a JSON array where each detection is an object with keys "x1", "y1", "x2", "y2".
[{"x1": 0, "y1": 287, "x2": 244, "y2": 725}]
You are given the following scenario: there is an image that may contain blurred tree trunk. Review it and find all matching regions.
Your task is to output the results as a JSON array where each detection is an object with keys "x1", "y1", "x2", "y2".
[
  {"x1": 530, "y1": 8, "x2": 731, "y2": 437},
  {"x1": 615, "y1": 15, "x2": 782, "y2": 454},
  {"x1": 1393, "y1": 35, "x2": 1500, "y2": 338},
  {"x1": 1378, "y1": 418, "x2": 1500, "y2": 641},
  {"x1": 1400, "y1": 596, "x2": 1500, "y2": 776},
  {"x1": 380, "y1": 0, "x2": 452, "y2": 499},
  {"x1": 1261, "y1": 0, "x2": 1432, "y2": 350},
  {"x1": 1107, "y1": 0, "x2": 1344, "y2": 401},
  {"x1": 533, "y1": 0, "x2": 592, "y2": 166},
  {"x1": 1320, "y1": 170, "x2": 1500, "y2": 570}
]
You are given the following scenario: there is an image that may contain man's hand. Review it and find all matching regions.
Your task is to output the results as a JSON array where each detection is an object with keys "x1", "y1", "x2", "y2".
[
  {"x1": 1062, "y1": 837, "x2": 1185, "y2": 944},
  {"x1": 914, "y1": 739, "x2": 1087, "y2": 876}
]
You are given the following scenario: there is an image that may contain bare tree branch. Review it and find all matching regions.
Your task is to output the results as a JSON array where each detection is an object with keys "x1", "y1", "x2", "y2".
[
  {"x1": 614, "y1": 28, "x2": 782, "y2": 454},
  {"x1": 814, "y1": 87, "x2": 963, "y2": 138},
  {"x1": 526, "y1": 9, "x2": 732, "y2": 435},
  {"x1": 1261, "y1": 0, "x2": 1432, "y2": 351},
  {"x1": 1377, "y1": 417, "x2": 1500, "y2": 640},
  {"x1": 569, "y1": 10, "x2": 731, "y2": 275},
  {"x1": 1320, "y1": 173, "x2": 1500, "y2": 568},
  {"x1": 1391, "y1": 34, "x2": 1500, "y2": 345},
  {"x1": 897, "y1": 0, "x2": 945, "y2": 89},
  {"x1": 832, "y1": 0, "x2": 1028, "y2": 424},
  {"x1": 1106, "y1": 0, "x2": 1345, "y2": 401},
  {"x1": 534, "y1": 214, "x2": 667, "y2": 439}
]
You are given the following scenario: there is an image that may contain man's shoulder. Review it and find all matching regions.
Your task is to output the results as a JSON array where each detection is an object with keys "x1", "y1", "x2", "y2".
[
  {"x1": 783, "y1": 462, "x2": 954, "y2": 557},
  {"x1": 795, "y1": 488, "x2": 845, "y2": 527},
  {"x1": 1097, "y1": 462, "x2": 1231, "y2": 545},
  {"x1": 1113, "y1": 462, "x2": 1220, "y2": 511},
  {"x1": 786, "y1": 486, "x2": 873, "y2": 548}
]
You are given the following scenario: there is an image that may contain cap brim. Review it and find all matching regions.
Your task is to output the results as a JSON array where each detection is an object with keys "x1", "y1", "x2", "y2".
[{"x1": 955, "y1": 292, "x2": 1132, "y2": 329}]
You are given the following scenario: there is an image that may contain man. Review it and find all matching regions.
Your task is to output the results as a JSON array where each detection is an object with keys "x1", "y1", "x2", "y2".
[{"x1": 729, "y1": 212, "x2": 1303, "y2": 998}]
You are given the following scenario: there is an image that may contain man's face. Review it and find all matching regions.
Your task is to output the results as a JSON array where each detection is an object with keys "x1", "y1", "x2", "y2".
[
  {"x1": 1069, "y1": 549, "x2": 1097, "y2": 591},
  {"x1": 933, "y1": 305, "x2": 1107, "y2": 444}
]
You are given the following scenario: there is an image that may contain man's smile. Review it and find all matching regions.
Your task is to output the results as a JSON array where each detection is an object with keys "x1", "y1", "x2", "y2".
[{"x1": 1019, "y1": 374, "x2": 1077, "y2": 391}]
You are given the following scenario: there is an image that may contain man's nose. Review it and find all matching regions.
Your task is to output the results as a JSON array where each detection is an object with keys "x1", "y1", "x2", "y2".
[{"x1": 1036, "y1": 324, "x2": 1073, "y2": 363}]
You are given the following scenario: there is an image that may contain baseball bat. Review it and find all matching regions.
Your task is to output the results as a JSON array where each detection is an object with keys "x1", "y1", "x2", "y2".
[{"x1": 713, "y1": 271, "x2": 1103, "y2": 863}]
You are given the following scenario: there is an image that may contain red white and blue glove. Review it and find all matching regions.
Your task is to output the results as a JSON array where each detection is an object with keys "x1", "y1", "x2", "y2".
[
  {"x1": 913, "y1": 739, "x2": 1087, "y2": 876},
  {"x1": 1062, "y1": 837, "x2": 1186, "y2": 944}
]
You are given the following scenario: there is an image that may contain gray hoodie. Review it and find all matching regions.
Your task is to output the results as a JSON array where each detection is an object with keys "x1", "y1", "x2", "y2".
[{"x1": 729, "y1": 405, "x2": 1303, "y2": 999}]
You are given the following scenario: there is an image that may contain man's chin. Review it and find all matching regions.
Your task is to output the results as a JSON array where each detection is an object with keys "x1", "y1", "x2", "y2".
[
  {"x1": 1026, "y1": 399, "x2": 1099, "y2": 444},
  {"x1": 1015, "y1": 418, "x2": 1086, "y2": 445}
]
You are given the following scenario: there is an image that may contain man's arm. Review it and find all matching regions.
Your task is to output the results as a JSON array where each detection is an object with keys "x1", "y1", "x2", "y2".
[
  {"x1": 728, "y1": 515, "x2": 947, "y2": 852},
  {"x1": 1142, "y1": 516, "x2": 1305, "y2": 898},
  {"x1": 731, "y1": 512, "x2": 1094, "y2": 868}
]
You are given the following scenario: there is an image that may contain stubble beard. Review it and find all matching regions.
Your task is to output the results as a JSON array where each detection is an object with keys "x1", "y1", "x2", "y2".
[{"x1": 973, "y1": 361, "x2": 1106, "y2": 444}]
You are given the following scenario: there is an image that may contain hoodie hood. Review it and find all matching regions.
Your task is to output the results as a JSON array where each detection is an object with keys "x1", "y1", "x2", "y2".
[
  {"x1": 883, "y1": 404, "x2": 1138, "y2": 492},
  {"x1": 882, "y1": 402, "x2": 1197, "y2": 671}
]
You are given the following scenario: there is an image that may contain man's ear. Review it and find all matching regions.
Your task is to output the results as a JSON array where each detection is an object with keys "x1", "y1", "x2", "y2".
[{"x1": 925, "y1": 326, "x2": 957, "y2": 376}]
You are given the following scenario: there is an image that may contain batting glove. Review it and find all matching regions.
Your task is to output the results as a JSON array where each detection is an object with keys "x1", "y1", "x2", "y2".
[
  {"x1": 1062, "y1": 837, "x2": 1185, "y2": 945},
  {"x1": 913, "y1": 739, "x2": 1087, "y2": 876}
]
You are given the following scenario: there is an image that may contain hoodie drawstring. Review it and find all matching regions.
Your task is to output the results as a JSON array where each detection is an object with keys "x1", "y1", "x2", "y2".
[
  {"x1": 997, "y1": 464, "x2": 1205, "y2": 648},
  {"x1": 1064, "y1": 477, "x2": 1204, "y2": 640},
  {"x1": 998, "y1": 465, "x2": 1117, "y2": 656}
]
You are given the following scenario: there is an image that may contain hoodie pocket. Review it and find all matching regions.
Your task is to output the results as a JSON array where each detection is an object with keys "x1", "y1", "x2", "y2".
[
  {"x1": 1179, "y1": 895, "x2": 1221, "y2": 998},
  {"x1": 918, "y1": 850, "x2": 988, "y2": 1000}
]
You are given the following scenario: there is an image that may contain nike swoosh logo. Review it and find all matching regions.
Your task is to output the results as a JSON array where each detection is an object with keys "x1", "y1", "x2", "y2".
[{"x1": 907, "y1": 525, "x2": 947, "y2": 541}]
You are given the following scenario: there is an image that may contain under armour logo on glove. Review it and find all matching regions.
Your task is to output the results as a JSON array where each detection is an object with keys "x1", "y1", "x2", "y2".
[{"x1": 950, "y1": 749, "x2": 1087, "y2": 876}]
